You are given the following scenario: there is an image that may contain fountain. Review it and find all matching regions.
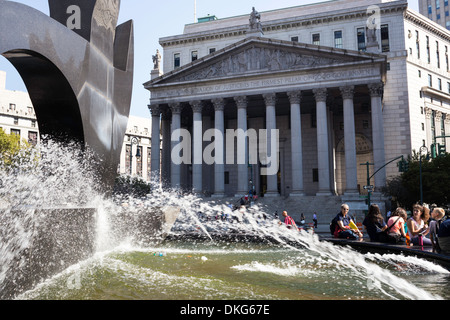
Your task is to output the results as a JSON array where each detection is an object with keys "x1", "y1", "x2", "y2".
[{"x1": 1, "y1": 1, "x2": 449, "y2": 301}]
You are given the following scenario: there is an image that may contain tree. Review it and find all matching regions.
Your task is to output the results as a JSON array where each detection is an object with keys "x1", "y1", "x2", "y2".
[
  {"x1": 384, "y1": 151, "x2": 450, "y2": 209},
  {"x1": 0, "y1": 128, "x2": 33, "y2": 169}
]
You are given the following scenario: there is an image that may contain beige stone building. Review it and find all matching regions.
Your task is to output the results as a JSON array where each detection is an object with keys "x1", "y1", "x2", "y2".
[{"x1": 144, "y1": 0, "x2": 450, "y2": 206}]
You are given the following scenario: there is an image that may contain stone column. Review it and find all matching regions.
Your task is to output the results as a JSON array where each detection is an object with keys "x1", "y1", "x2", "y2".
[
  {"x1": 287, "y1": 91, "x2": 305, "y2": 196},
  {"x1": 424, "y1": 107, "x2": 433, "y2": 147},
  {"x1": 263, "y1": 93, "x2": 279, "y2": 197},
  {"x1": 340, "y1": 86, "x2": 358, "y2": 195},
  {"x1": 190, "y1": 100, "x2": 203, "y2": 195},
  {"x1": 149, "y1": 104, "x2": 161, "y2": 185},
  {"x1": 435, "y1": 111, "x2": 443, "y2": 146},
  {"x1": 161, "y1": 109, "x2": 171, "y2": 187},
  {"x1": 170, "y1": 102, "x2": 182, "y2": 189},
  {"x1": 368, "y1": 82, "x2": 386, "y2": 191},
  {"x1": 212, "y1": 98, "x2": 225, "y2": 197},
  {"x1": 445, "y1": 114, "x2": 450, "y2": 150},
  {"x1": 313, "y1": 88, "x2": 332, "y2": 196},
  {"x1": 234, "y1": 96, "x2": 248, "y2": 197}
]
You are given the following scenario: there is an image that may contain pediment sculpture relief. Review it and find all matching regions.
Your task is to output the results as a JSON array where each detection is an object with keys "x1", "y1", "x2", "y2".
[{"x1": 175, "y1": 46, "x2": 347, "y2": 82}]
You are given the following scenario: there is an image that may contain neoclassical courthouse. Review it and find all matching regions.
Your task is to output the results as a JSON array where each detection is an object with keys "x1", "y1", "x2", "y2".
[{"x1": 144, "y1": 0, "x2": 450, "y2": 200}]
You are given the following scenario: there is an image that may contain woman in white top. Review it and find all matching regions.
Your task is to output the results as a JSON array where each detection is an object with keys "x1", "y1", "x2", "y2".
[{"x1": 407, "y1": 204, "x2": 432, "y2": 246}]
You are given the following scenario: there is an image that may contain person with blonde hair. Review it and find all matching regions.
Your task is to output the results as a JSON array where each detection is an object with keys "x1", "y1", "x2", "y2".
[{"x1": 429, "y1": 207, "x2": 446, "y2": 253}]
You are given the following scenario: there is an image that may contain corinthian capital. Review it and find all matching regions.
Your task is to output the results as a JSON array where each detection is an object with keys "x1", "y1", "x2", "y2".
[
  {"x1": 190, "y1": 100, "x2": 203, "y2": 113},
  {"x1": 340, "y1": 86, "x2": 354, "y2": 100},
  {"x1": 313, "y1": 88, "x2": 327, "y2": 102},
  {"x1": 169, "y1": 102, "x2": 182, "y2": 114},
  {"x1": 148, "y1": 104, "x2": 161, "y2": 116},
  {"x1": 287, "y1": 91, "x2": 302, "y2": 105},
  {"x1": 212, "y1": 98, "x2": 225, "y2": 111},
  {"x1": 234, "y1": 96, "x2": 247, "y2": 109},
  {"x1": 368, "y1": 82, "x2": 384, "y2": 97},
  {"x1": 263, "y1": 93, "x2": 277, "y2": 106}
]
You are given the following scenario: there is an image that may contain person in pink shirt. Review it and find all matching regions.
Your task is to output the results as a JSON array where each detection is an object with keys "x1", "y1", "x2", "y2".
[
  {"x1": 281, "y1": 211, "x2": 299, "y2": 231},
  {"x1": 386, "y1": 207, "x2": 407, "y2": 242}
]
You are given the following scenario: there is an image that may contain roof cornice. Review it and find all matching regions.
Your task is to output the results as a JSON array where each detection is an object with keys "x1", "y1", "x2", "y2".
[
  {"x1": 404, "y1": 8, "x2": 450, "y2": 42},
  {"x1": 159, "y1": 1, "x2": 408, "y2": 48}
]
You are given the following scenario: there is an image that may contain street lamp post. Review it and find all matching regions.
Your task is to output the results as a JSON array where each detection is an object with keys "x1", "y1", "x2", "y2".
[
  {"x1": 129, "y1": 136, "x2": 141, "y2": 176},
  {"x1": 419, "y1": 145, "x2": 428, "y2": 205}
]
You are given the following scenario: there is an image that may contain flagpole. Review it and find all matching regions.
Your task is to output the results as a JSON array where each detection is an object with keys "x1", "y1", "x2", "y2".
[{"x1": 194, "y1": 0, "x2": 197, "y2": 22}]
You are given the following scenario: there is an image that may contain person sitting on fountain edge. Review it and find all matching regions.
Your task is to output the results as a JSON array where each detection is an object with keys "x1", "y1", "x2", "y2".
[{"x1": 332, "y1": 204, "x2": 362, "y2": 240}]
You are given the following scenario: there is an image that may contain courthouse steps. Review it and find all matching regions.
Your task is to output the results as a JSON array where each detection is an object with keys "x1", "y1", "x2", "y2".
[{"x1": 202, "y1": 195, "x2": 354, "y2": 225}]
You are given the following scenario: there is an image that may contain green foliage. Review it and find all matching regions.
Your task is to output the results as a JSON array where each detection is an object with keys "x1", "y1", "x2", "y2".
[
  {"x1": 384, "y1": 151, "x2": 450, "y2": 208},
  {"x1": 113, "y1": 175, "x2": 152, "y2": 198},
  {"x1": 0, "y1": 128, "x2": 33, "y2": 169}
]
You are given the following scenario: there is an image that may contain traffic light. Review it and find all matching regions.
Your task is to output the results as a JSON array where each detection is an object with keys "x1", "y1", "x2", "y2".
[
  {"x1": 431, "y1": 143, "x2": 437, "y2": 159},
  {"x1": 438, "y1": 144, "x2": 446, "y2": 156},
  {"x1": 397, "y1": 159, "x2": 409, "y2": 172},
  {"x1": 398, "y1": 160, "x2": 404, "y2": 172},
  {"x1": 404, "y1": 160, "x2": 409, "y2": 172}
]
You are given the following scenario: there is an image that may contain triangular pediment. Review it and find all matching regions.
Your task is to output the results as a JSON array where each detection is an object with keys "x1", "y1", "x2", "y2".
[{"x1": 146, "y1": 37, "x2": 385, "y2": 87}]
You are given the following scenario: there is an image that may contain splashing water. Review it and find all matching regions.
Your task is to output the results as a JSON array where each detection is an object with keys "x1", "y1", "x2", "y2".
[{"x1": 1, "y1": 140, "x2": 449, "y2": 300}]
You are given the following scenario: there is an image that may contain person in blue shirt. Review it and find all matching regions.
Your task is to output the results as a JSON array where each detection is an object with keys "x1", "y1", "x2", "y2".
[
  {"x1": 333, "y1": 204, "x2": 362, "y2": 239},
  {"x1": 438, "y1": 218, "x2": 450, "y2": 254}
]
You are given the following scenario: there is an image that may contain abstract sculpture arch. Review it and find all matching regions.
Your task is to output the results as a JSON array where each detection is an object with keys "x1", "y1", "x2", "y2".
[{"x1": 0, "y1": 0, "x2": 134, "y2": 191}]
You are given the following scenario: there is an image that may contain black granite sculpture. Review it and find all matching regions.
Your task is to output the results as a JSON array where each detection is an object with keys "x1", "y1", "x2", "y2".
[{"x1": 0, "y1": 0, "x2": 134, "y2": 191}]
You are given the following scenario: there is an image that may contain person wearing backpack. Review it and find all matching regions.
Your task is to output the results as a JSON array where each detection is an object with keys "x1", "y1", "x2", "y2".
[
  {"x1": 331, "y1": 204, "x2": 362, "y2": 239},
  {"x1": 429, "y1": 208, "x2": 446, "y2": 253},
  {"x1": 437, "y1": 217, "x2": 450, "y2": 254}
]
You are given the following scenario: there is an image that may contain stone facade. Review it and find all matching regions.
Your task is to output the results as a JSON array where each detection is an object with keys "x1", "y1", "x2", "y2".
[{"x1": 145, "y1": 0, "x2": 450, "y2": 200}]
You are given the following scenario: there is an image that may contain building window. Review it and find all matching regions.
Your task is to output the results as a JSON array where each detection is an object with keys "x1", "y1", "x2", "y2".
[
  {"x1": 426, "y1": 36, "x2": 430, "y2": 63},
  {"x1": 312, "y1": 168, "x2": 319, "y2": 182},
  {"x1": 422, "y1": 123, "x2": 425, "y2": 131},
  {"x1": 174, "y1": 53, "x2": 180, "y2": 68},
  {"x1": 381, "y1": 24, "x2": 390, "y2": 52},
  {"x1": 209, "y1": 48, "x2": 216, "y2": 54},
  {"x1": 428, "y1": 5, "x2": 432, "y2": 14},
  {"x1": 416, "y1": 31, "x2": 420, "y2": 59},
  {"x1": 28, "y1": 131, "x2": 38, "y2": 146},
  {"x1": 9, "y1": 103, "x2": 16, "y2": 111},
  {"x1": 421, "y1": 106, "x2": 424, "y2": 114},
  {"x1": 428, "y1": 74, "x2": 433, "y2": 87},
  {"x1": 312, "y1": 33, "x2": 320, "y2": 45},
  {"x1": 445, "y1": 46, "x2": 449, "y2": 71},
  {"x1": 437, "y1": 0, "x2": 441, "y2": 9},
  {"x1": 437, "y1": 41, "x2": 441, "y2": 68},
  {"x1": 447, "y1": 21, "x2": 450, "y2": 30},
  {"x1": 445, "y1": 0, "x2": 449, "y2": 6},
  {"x1": 191, "y1": 50, "x2": 198, "y2": 62},
  {"x1": 437, "y1": 13, "x2": 441, "y2": 20},
  {"x1": 438, "y1": 78, "x2": 442, "y2": 90},
  {"x1": 13, "y1": 117, "x2": 18, "y2": 125},
  {"x1": 363, "y1": 120, "x2": 369, "y2": 129},
  {"x1": 291, "y1": 36, "x2": 299, "y2": 42},
  {"x1": 334, "y1": 30, "x2": 343, "y2": 48},
  {"x1": 446, "y1": 10, "x2": 449, "y2": 16},
  {"x1": 418, "y1": 69, "x2": 422, "y2": 77},
  {"x1": 447, "y1": 82, "x2": 450, "y2": 93},
  {"x1": 31, "y1": 120, "x2": 36, "y2": 128},
  {"x1": 224, "y1": 172, "x2": 230, "y2": 185},
  {"x1": 10, "y1": 128, "x2": 20, "y2": 136},
  {"x1": 357, "y1": 27, "x2": 366, "y2": 51}
]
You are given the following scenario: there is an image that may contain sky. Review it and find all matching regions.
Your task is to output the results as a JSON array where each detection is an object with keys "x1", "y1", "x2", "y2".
[{"x1": 0, "y1": 0, "x2": 420, "y2": 119}]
